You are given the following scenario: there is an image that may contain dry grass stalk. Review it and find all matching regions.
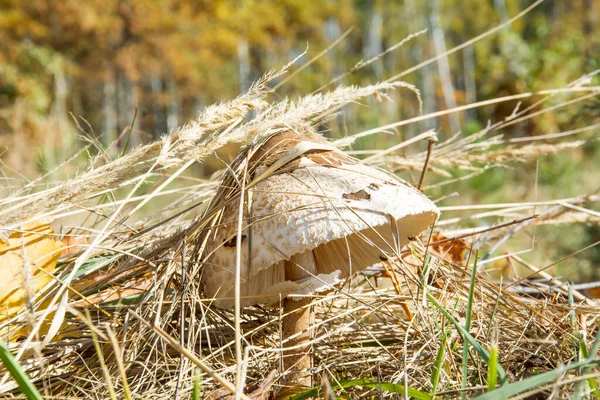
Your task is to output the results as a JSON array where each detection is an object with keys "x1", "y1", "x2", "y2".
[
  {"x1": 0, "y1": 69, "x2": 277, "y2": 227},
  {"x1": 0, "y1": 57, "x2": 598, "y2": 399}
]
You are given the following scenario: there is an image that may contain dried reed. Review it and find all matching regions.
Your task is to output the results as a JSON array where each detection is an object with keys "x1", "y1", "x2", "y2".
[{"x1": 1, "y1": 23, "x2": 599, "y2": 400}]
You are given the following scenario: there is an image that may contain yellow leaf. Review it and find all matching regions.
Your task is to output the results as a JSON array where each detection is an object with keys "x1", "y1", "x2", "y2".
[{"x1": 0, "y1": 218, "x2": 63, "y2": 322}]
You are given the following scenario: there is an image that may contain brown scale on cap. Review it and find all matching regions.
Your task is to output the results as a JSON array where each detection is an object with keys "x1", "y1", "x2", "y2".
[{"x1": 249, "y1": 131, "x2": 356, "y2": 174}]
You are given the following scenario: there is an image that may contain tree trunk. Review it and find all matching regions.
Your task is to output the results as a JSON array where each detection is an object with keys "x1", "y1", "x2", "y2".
[
  {"x1": 150, "y1": 75, "x2": 165, "y2": 138},
  {"x1": 462, "y1": 44, "x2": 477, "y2": 121},
  {"x1": 103, "y1": 67, "x2": 118, "y2": 153},
  {"x1": 238, "y1": 39, "x2": 250, "y2": 94},
  {"x1": 364, "y1": 1, "x2": 384, "y2": 80},
  {"x1": 430, "y1": 0, "x2": 460, "y2": 135},
  {"x1": 166, "y1": 76, "x2": 180, "y2": 133}
]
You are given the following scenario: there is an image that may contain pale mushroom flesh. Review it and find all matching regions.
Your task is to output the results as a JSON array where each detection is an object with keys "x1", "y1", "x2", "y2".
[{"x1": 202, "y1": 132, "x2": 440, "y2": 307}]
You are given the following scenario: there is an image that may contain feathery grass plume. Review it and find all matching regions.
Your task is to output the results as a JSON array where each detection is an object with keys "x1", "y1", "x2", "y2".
[
  {"x1": 0, "y1": 52, "x2": 599, "y2": 398},
  {"x1": 0, "y1": 73, "x2": 421, "y2": 396},
  {"x1": 0, "y1": 69, "x2": 283, "y2": 227},
  {"x1": 382, "y1": 137, "x2": 586, "y2": 177},
  {"x1": 68, "y1": 82, "x2": 414, "y2": 316},
  {"x1": 239, "y1": 81, "x2": 419, "y2": 143}
]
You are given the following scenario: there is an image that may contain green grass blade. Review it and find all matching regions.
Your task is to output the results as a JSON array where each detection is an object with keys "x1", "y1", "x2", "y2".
[
  {"x1": 571, "y1": 296, "x2": 600, "y2": 400},
  {"x1": 475, "y1": 359, "x2": 600, "y2": 400},
  {"x1": 588, "y1": 324, "x2": 600, "y2": 360},
  {"x1": 0, "y1": 338, "x2": 43, "y2": 400},
  {"x1": 579, "y1": 341, "x2": 600, "y2": 399},
  {"x1": 487, "y1": 344, "x2": 498, "y2": 392},
  {"x1": 288, "y1": 378, "x2": 432, "y2": 400},
  {"x1": 573, "y1": 330, "x2": 600, "y2": 400},
  {"x1": 192, "y1": 368, "x2": 200, "y2": 400},
  {"x1": 431, "y1": 330, "x2": 448, "y2": 396},
  {"x1": 462, "y1": 255, "x2": 479, "y2": 397},
  {"x1": 426, "y1": 292, "x2": 508, "y2": 384},
  {"x1": 587, "y1": 327, "x2": 600, "y2": 399}
]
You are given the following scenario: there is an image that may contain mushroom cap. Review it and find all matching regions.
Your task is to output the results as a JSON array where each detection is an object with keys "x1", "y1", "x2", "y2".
[{"x1": 202, "y1": 133, "x2": 440, "y2": 307}]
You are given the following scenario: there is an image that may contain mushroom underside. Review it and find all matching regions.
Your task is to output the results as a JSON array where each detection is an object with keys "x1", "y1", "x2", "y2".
[{"x1": 205, "y1": 211, "x2": 436, "y2": 308}]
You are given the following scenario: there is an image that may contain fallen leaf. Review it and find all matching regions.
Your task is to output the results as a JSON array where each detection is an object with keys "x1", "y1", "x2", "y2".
[
  {"x1": 0, "y1": 218, "x2": 63, "y2": 322},
  {"x1": 430, "y1": 232, "x2": 469, "y2": 264},
  {"x1": 60, "y1": 230, "x2": 88, "y2": 256},
  {"x1": 583, "y1": 286, "x2": 600, "y2": 299}
]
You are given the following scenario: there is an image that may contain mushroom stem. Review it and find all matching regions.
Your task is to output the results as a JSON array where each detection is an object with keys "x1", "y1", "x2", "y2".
[{"x1": 282, "y1": 250, "x2": 317, "y2": 388}]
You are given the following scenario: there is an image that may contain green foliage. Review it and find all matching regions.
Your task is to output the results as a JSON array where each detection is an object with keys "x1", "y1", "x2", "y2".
[
  {"x1": 431, "y1": 330, "x2": 449, "y2": 396},
  {"x1": 0, "y1": 338, "x2": 44, "y2": 400},
  {"x1": 289, "y1": 378, "x2": 433, "y2": 400},
  {"x1": 1, "y1": 1, "x2": 598, "y2": 176},
  {"x1": 474, "y1": 358, "x2": 600, "y2": 400},
  {"x1": 192, "y1": 368, "x2": 200, "y2": 400},
  {"x1": 426, "y1": 291, "x2": 508, "y2": 385},
  {"x1": 486, "y1": 345, "x2": 499, "y2": 392}
]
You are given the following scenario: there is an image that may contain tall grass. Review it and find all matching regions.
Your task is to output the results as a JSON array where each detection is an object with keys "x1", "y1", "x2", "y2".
[{"x1": 1, "y1": 10, "x2": 599, "y2": 400}]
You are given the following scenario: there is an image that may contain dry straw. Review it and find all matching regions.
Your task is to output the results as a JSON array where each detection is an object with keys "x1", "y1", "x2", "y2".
[{"x1": 1, "y1": 24, "x2": 599, "y2": 400}]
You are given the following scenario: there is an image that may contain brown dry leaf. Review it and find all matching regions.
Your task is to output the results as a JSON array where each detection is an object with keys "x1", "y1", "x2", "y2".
[
  {"x1": 60, "y1": 230, "x2": 88, "y2": 256},
  {"x1": 0, "y1": 217, "x2": 63, "y2": 321},
  {"x1": 430, "y1": 232, "x2": 469, "y2": 264},
  {"x1": 583, "y1": 286, "x2": 600, "y2": 299},
  {"x1": 71, "y1": 272, "x2": 152, "y2": 307}
]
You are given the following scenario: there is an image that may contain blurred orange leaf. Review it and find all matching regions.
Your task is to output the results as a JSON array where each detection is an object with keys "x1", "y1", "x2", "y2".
[
  {"x1": 60, "y1": 230, "x2": 88, "y2": 256},
  {"x1": 0, "y1": 218, "x2": 63, "y2": 321},
  {"x1": 431, "y1": 233, "x2": 470, "y2": 265}
]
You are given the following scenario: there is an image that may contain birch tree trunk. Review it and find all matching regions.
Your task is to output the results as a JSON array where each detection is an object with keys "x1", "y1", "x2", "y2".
[
  {"x1": 150, "y1": 75, "x2": 165, "y2": 138},
  {"x1": 364, "y1": 1, "x2": 384, "y2": 80},
  {"x1": 494, "y1": 0, "x2": 509, "y2": 22},
  {"x1": 324, "y1": 17, "x2": 348, "y2": 132},
  {"x1": 462, "y1": 45, "x2": 477, "y2": 121},
  {"x1": 405, "y1": 0, "x2": 436, "y2": 134},
  {"x1": 103, "y1": 66, "x2": 118, "y2": 152},
  {"x1": 117, "y1": 74, "x2": 140, "y2": 147},
  {"x1": 430, "y1": 0, "x2": 460, "y2": 135},
  {"x1": 166, "y1": 76, "x2": 180, "y2": 133},
  {"x1": 238, "y1": 39, "x2": 250, "y2": 95}
]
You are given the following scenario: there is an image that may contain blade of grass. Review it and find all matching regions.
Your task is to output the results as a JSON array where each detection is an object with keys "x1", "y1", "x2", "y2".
[
  {"x1": 84, "y1": 310, "x2": 117, "y2": 400},
  {"x1": 288, "y1": 378, "x2": 433, "y2": 400},
  {"x1": 426, "y1": 292, "x2": 508, "y2": 384},
  {"x1": 234, "y1": 157, "x2": 248, "y2": 398},
  {"x1": 431, "y1": 330, "x2": 448, "y2": 397},
  {"x1": 0, "y1": 338, "x2": 43, "y2": 400},
  {"x1": 193, "y1": 368, "x2": 201, "y2": 400},
  {"x1": 474, "y1": 359, "x2": 600, "y2": 400},
  {"x1": 461, "y1": 254, "x2": 479, "y2": 398},
  {"x1": 106, "y1": 327, "x2": 132, "y2": 400},
  {"x1": 575, "y1": 340, "x2": 600, "y2": 400},
  {"x1": 478, "y1": 328, "x2": 600, "y2": 399},
  {"x1": 571, "y1": 289, "x2": 600, "y2": 400},
  {"x1": 487, "y1": 344, "x2": 498, "y2": 392}
]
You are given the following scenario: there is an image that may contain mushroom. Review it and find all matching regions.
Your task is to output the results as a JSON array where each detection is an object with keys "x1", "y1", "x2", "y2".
[{"x1": 201, "y1": 131, "x2": 440, "y2": 388}]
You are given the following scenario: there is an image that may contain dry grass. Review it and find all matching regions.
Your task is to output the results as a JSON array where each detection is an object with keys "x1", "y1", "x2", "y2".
[{"x1": 1, "y1": 25, "x2": 600, "y2": 400}]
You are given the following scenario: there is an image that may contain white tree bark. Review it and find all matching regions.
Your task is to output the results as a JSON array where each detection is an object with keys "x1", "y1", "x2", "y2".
[
  {"x1": 364, "y1": 2, "x2": 384, "y2": 80},
  {"x1": 462, "y1": 45, "x2": 477, "y2": 121},
  {"x1": 238, "y1": 39, "x2": 250, "y2": 94},
  {"x1": 166, "y1": 76, "x2": 180, "y2": 133},
  {"x1": 430, "y1": 0, "x2": 460, "y2": 134},
  {"x1": 150, "y1": 75, "x2": 165, "y2": 138},
  {"x1": 103, "y1": 67, "x2": 118, "y2": 150}
]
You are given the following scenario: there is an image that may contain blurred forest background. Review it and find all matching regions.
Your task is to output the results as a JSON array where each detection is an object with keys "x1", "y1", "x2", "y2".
[{"x1": 0, "y1": 1, "x2": 599, "y2": 278}]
